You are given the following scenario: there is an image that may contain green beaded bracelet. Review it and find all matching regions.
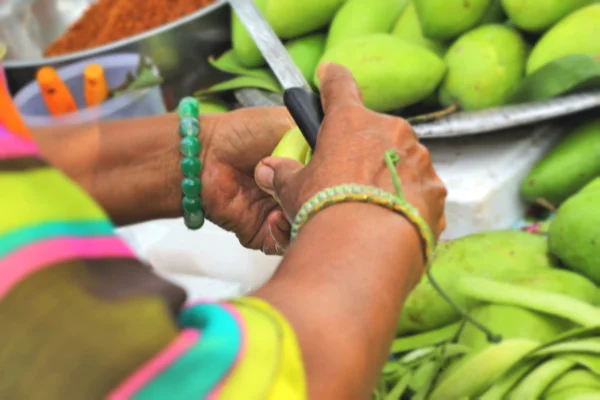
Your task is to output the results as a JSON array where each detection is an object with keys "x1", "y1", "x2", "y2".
[{"x1": 178, "y1": 97, "x2": 205, "y2": 230}]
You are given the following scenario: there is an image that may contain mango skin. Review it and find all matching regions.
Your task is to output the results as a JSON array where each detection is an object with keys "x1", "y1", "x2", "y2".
[
  {"x1": 326, "y1": 0, "x2": 408, "y2": 51},
  {"x1": 315, "y1": 34, "x2": 446, "y2": 112},
  {"x1": 439, "y1": 24, "x2": 527, "y2": 110},
  {"x1": 398, "y1": 230, "x2": 555, "y2": 334},
  {"x1": 549, "y1": 180, "x2": 600, "y2": 285},
  {"x1": 231, "y1": 0, "x2": 269, "y2": 68},
  {"x1": 285, "y1": 34, "x2": 327, "y2": 87},
  {"x1": 501, "y1": 0, "x2": 595, "y2": 33},
  {"x1": 391, "y1": 1, "x2": 447, "y2": 57},
  {"x1": 521, "y1": 119, "x2": 600, "y2": 207},
  {"x1": 267, "y1": 0, "x2": 345, "y2": 40},
  {"x1": 413, "y1": 0, "x2": 491, "y2": 40},
  {"x1": 526, "y1": 4, "x2": 600, "y2": 75}
]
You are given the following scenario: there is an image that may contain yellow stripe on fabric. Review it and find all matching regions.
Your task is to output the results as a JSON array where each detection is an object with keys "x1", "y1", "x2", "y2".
[
  {"x1": 227, "y1": 297, "x2": 307, "y2": 400},
  {"x1": 216, "y1": 303, "x2": 282, "y2": 399},
  {"x1": 0, "y1": 167, "x2": 107, "y2": 234}
]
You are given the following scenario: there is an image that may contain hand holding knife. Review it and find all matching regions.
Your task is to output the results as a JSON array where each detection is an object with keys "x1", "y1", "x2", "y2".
[{"x1": 228, "y1": 0, "x2": 323, "y2": 150}]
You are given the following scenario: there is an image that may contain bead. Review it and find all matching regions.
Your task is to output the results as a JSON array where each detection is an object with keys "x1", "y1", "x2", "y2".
[
  {"x1": 179, "y1": 117, "x2": 200, "y2": 137},
  {"x1": 184, "y1": 210, "x2": 205, "y2": 230},
  {"x1": 182, "y1": 196, "x2": 203, "y2": 213},
  {"x1": 181, "y1": 157, "x2": 201, "y2": 177},
  {"x1": 180, "y1": 136, "x2": 201, "y2": 157},
  {"x1": 178, "y1": 97, "x2": 200, "y2": 118},
  {"x1": 181, "y1": 177, "x2": 202, "y2": 197}
]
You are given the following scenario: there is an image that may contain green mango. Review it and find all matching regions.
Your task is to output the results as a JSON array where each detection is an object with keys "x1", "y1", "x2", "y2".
[
  {"x1": 549, "y1": 180, "x2": 600, "y2": 285},
  {"x1": 520, "y1": 119, "x2": 600, "y2": 206},
  {"x1": 398, "y1": 230, "x2": 555, "y2": 334},
  {"x1": 580, "y1": 177, "x2": 600, "y2": 195},
  {"x1": 391, "y1": 1, "x2": 447, "y2": 57},
  {"x1": 326, "y1": 0, "x2": 408, "y2": 51},
  {"x1": 197, "y1": 99, "x2": 230, "y2": 114},
  {"x1": 315, "y1": 34, "x2": 446, "y2": 112},
  {"x1": 267, "y1": 0, "x2": 345, "y2": 40},
  {"x1": 526, "y1": 4, "x2": 600, "y2": 75},
  {"x1": 285, "y1": 33, "x2": 327, "y2": 86},
  {"x1": 231, "y1": 0, "x2": 269, "y2": 68},
  {"x1": 439, "y1": 24, "x2": 527, "y2": 110},
  {"x1": 413, "y1": 0, "x2": 491, "y2": 40},
  {"x1": 458, "y1": 305, "x2": 567, "y2": 352},
  {"x1": 501, "y1": 0, "x2": 595, "y2": 33}
]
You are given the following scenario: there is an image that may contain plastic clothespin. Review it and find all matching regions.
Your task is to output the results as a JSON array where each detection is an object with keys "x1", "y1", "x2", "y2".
[
  {"x1": 36, "y1": 66, "x2": 78, "y2": 116},
  {"x1": 84, "y1": 63, "x2": 109, "y2": 107}
]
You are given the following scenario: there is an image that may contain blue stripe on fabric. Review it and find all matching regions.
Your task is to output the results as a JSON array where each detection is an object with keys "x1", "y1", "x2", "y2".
[
  {"x1": 134, "y1": 303, "x2": 242, "y2": 400},
  {"x1": 0, "y1": 220, "x2": 115, "y2": 258}
]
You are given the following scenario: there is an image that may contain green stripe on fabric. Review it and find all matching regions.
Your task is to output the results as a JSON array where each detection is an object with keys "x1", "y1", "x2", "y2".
[{"x1": 0, "y1": 220, "x2": 115, "y2": 258}]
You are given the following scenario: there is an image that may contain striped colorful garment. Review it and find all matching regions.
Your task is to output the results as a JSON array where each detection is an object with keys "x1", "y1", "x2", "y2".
[{"x1": 0, "y1": 74, "x2": 306, "y2": 399}]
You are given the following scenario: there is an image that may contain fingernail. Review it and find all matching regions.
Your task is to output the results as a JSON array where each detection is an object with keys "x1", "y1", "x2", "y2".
[
  {"x1": 317, "y1": 62, "x2": 331, "y2": 80},
  {"x1": 256, "y1": 163, "x2": 275, "y2": 191}
]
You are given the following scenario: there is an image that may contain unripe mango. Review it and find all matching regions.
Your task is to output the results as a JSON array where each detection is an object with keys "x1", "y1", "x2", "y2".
[
  {"x1": 198, "y1": 99, "x2": 230, "y2": 114},
  {"x1": 521, "y1": 119, "x2": 600, "y2": 207},
  {"x1": 526, "y1": 4, "x2": 600, "y2": 75},
  {"x1": 326, "y1": 0, "x2": 408, "y2": 51},
  {"x1": 501, "y1": 0, "x2": 595, "y2": 33},
  {"x1": 315, "y1": 34, "x2": 446, "y2": 112},
  {"x1": 549, "y1": 180, "x2": 600, "y2": 285},
  {"x1": 413, "y1": 0, "x2": 491, "y2": 40},
  {"x1": 398, "y1": 230, "x2": 555, "y2": 334},
  {"x1": 439, "y1": 24, "x2": 527, "y2": 110},
  {"x1": 285, "y1": 33, "x2": 327, "y2": 86},
  {"x1": 267, "y1": 0, "x2": 345, "y2": 40},
  {"x1": 231, "y1": 0, "x2": 269, "y2": 68},
  {"x1": 391, "y1": 1, "x2": 447, "y2": 57}
]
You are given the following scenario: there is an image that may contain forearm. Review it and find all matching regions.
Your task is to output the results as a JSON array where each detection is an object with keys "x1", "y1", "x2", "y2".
[
  {"x1": 31, "y1": 114, "x2": 214, "y2": 226},
  {"x1": 254, "y1": 204, "x2": 424, "y2": 399}
]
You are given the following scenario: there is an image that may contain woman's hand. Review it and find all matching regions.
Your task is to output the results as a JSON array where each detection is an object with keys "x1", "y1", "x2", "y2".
[
  {"x1": 200, "y1": 107, "x2": 295, "y2": 254},
  {"x1": 255, "y1": 63, "x2": 446, "y2": 247}
]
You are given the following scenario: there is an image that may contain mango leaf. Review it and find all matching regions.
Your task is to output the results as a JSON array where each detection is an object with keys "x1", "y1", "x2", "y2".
[
  {"x1": 508, "y1": 54, "x2": 600, "y2": 104},
  {"x1": 195, "y1": 73, "x2": 283, "y2": 96},
  {"x1": 209, "y1": 49, "x2": 270, "y2": 79}
]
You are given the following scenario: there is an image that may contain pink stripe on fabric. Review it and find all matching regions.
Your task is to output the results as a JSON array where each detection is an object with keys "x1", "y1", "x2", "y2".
[
  {"x1": 206, "y1": 303, "x2": 248, "y2": 400},
  {"x1": 0, "y1": 236, "x2": 134, "y2": 297},
  {"x1": 0, "y1": 126, "x2": 40, "y2": 158},
  {"x1": 107, "y1": 329, "x2": 201, "y2": 400}
]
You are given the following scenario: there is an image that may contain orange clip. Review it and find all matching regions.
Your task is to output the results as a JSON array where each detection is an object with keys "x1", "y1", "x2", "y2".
[
  {"x1": 36, "y1": 66, "x2": 78, "y2": 116},
  {"x1": 0, "y1": 71, "x2": 32, "y2": 140},
  {"x1": 84, "y1": 63, "x2": 109, "y2": 107}
]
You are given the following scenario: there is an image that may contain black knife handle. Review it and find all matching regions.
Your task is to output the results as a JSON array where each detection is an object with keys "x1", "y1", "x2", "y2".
[{"x1": 283, "y1": 88, "x2": 323, "y2": 150}]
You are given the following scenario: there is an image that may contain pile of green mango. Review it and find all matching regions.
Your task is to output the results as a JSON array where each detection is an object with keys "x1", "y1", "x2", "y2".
[
  {"x1": 373, "y1": 227, "x2": 600, "y2": 399},
  {"x1": 198, "y1": 0, "x2": 600, "y2": 114}
]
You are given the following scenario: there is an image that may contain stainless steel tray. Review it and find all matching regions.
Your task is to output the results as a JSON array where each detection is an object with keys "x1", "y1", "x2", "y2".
[
  {"x1": 2, "y1": 0, "x2": 231, "y2": 107},
  {"x1": 234, "y1": 88, "x2": 600, "y2": 139}
]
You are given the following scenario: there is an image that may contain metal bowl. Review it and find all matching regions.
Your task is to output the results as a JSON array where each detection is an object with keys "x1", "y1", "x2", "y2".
[{"x1": 1, "y1": 0, "x2": 231, "y2": 108}]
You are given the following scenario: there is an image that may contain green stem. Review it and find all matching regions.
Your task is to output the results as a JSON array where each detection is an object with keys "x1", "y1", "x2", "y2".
[{"x1": 391, "y1": 322, "x2": 461, "y2": 354}]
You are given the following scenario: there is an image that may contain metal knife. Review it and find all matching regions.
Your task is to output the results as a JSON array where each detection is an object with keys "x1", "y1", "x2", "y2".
[{"x1": 228, "y1": 0, "x2": 323, "y2": 149}]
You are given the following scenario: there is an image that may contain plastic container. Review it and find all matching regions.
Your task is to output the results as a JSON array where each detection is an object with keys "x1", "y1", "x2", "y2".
[{"x1": 13, "y1": 53, "x2": 166, "y2": 127}]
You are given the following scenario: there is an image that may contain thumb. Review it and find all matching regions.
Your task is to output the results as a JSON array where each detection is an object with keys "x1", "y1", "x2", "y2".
[{"x1": 255, "y1": 156, "x2": 304, "y2": 212}]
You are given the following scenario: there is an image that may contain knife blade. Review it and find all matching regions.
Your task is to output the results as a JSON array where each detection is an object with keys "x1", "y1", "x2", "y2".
[{"x1": 228, "y1": 0, "x2": 323, "y2": 149}]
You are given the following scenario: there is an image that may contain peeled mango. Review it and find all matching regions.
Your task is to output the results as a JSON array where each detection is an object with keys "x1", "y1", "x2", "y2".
[
  {"x1": 439, "y1": 24, "x2": 527, "y2": 110},
  {"x1": 315, "y1": 34, "x2": 446, "y2": 112},
  {"x1": 391, "y1": 1, "x2": 447, "y2": 57},
  {"x1": 267, "y1": 0, "x2": 345, "y2": 39},
  {"x1": 398, "y1": 230, "x2": 555, "y2": 334},
  {"x1": 520, "y1": 119, "x2": 600, "y2": 207},
  {"x1": 458, "y1": 305, "x2": 568, "y2": 352},
  {"x1": 549, "y1": 178, "x2": 600, "y2": 285},
  {"x1": 231, "y1": 0, "x2": 269, "y2": 68},
  {"x1": 413, "y1": 0, "x2": 491, "y2": 40},
  {"x1": 501, "y1": 0, "x2": 595, "y2": 33},
  {"x1": 526, "y1": 4, "x2": 600, "y2": 75}
]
